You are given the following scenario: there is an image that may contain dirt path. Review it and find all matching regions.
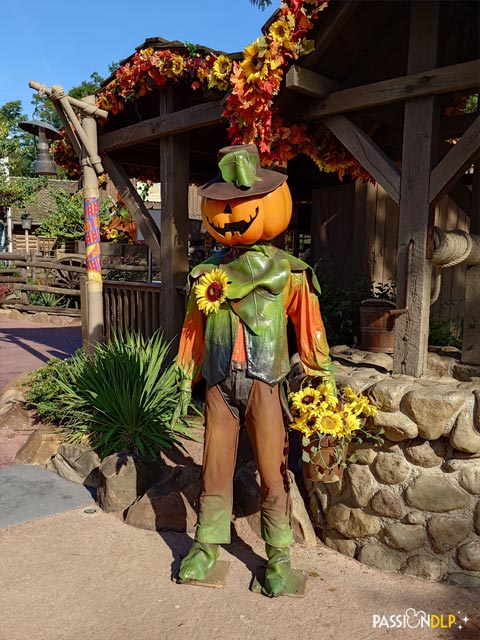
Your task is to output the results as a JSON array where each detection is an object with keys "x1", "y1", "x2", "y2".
[{"x1": 0, "y1": 509, "x2": 478, "y2": 640}]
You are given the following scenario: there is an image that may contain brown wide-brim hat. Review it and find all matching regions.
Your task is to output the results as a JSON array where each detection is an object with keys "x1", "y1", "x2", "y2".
[{"x1": 198, "y1": 144, "x2": 287, "y2": 200}]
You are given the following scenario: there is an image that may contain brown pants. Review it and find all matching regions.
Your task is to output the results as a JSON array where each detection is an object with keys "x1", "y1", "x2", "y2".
[{"x1": 195, "y1": 375, "x2": 293, "y2": 547}]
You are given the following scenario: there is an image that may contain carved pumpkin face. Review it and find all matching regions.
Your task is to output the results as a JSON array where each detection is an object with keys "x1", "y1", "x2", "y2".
[{"x1": 201, "y1": 182, "x2": 292, "y2": 246}]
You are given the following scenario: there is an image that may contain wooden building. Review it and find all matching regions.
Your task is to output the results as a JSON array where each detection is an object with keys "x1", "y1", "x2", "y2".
[
  {"x1": 9, "y1": 178, "x2": 79, "y2": 255},
  {"x1": 94, "y1": 1, "x2": 479, "y2": 375}
]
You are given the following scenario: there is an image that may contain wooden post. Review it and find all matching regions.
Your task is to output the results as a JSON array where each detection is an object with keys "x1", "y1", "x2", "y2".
[
  {"x1": 393, "y1": 1, "x2": 440, "y2": 377},
  {"x1": 159, "y1": 88, "x2": 189, "y2": 347},
  {"x1": 462, "y1": 162, "x2": 480, "y2": 364},
  {"x1": 81, "y1": 95, "x2": 104, "y2": 351},
  {"x1": 79, "y1": 276, "x2": 89, "y2": 349}
]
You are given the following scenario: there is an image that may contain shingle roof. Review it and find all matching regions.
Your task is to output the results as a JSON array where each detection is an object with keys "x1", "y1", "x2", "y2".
[{"x1": 10, "y1": 178, "x2": 79, "y2": 223}]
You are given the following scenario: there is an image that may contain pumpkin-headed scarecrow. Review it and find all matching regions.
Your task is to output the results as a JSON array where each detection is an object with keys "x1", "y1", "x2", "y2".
[{"x1": 173, "y1": 144, "x2": 335, "y2": 596}]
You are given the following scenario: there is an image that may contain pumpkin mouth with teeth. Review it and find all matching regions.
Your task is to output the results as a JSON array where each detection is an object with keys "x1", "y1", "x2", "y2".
[
  {"x1": 208, "y1": 206, "x2": 259, "y2": 238},
  {"x1": 200, "y1": 182, "x2": 293, "y2": 247}
]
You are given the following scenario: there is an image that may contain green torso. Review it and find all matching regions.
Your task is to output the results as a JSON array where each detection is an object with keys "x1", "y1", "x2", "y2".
[{"x1": 189, "y1": 244, "x2": 318, "y2": 386}]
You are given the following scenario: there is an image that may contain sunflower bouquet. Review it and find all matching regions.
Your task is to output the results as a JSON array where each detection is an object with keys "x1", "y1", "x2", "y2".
[{"x1": 288, "y1": 381, "x2": 381, "y2": 482}]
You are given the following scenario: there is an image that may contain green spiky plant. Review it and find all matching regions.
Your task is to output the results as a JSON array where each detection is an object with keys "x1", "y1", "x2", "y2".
[
  {"x1": 28, "y1": 291, "x2": 66, "y2": 307},
  {"x1": 26, "y1": 331, "x2": 198, "y2": 460}
]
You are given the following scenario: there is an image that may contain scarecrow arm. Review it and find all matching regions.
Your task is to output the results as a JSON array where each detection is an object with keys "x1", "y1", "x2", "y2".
[
  {"x1": 170, "y1": 288, "x2": 206, "y2": 428},
  {"x1": 175, "y1": 286, "x2": 206, "y2": 386},
  {"x1": 285, "y1": 271, "x2": 336, "y2": 387}
]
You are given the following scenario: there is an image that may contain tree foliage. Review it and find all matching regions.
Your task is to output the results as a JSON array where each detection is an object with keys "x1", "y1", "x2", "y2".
[
  {"x1": 249, "y1": 0, "x2": 272, "y2": 8},
  {"x1": 1, "y1": 67, "x2": 115, "y2": 208},
  {"x1": 0, "y1": 101, "x2": 36, "y2": 177},
  {"x1": 0, "y1": 101, "x2": 48, "y2": 208},
  {"x1": 35, "y1": 189, "x2": 112, "y2": 241}
]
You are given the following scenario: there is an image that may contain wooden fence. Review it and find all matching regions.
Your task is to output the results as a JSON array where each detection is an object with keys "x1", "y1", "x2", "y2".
[
  {"x1": 80, "y1": 279, "x2": 163, "y2": 344},
  {"x1": 0, "y1": 253, "x2": 150, "y2": 322},
  {"x1": 0, "y1": 253, "x2": 82, "y2": 316}
]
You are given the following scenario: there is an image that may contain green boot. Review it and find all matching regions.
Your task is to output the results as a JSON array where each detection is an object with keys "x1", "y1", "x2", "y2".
[
  {"x1": 263, "y1": 544, "x2": 302, "y2": 597},
  {"x1": 178, "y1": 541, "x2": 219, "y2": 582}
]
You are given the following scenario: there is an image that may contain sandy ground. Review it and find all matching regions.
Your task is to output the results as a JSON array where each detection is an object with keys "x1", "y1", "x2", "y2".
[{"x1": 0, "y1": 508, "x2": 479, "y2": 640}]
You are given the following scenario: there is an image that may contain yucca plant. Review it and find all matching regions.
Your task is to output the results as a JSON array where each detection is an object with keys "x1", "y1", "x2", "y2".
[
  {"x1": 56, "y1": 331, "x2": 198, "y2": 460},
  {"x1": 28, "y1": 291, "x2": 66, "y2": 307}
]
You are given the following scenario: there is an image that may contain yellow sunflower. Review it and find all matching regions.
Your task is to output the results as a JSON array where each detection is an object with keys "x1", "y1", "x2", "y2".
[
  {"x1": 212, "y1": 54, "x2": 233, "y2": 81},
  {"x1": 317, "y1": 410, "x2": 343, "y2": 437},
  {"x1": 268, "y1": 18, "x2": 294, "y2": 49},
  {"x1": 194, "y1": 268, "x2": 229, "y2": 315},
  {"x1": 290, "y1": 414, "x2": 319, "y2": 437},
  {"x1": 240, "y1": 39, "x2": 270, "y2": 84},
  {"x1": 317, "y1": 382, "x2": 338, "y2": 408},
  {"x1": 289, "y1": 387, "x2": 321, "y2": 414},
  {"x1": 341, "y1": 412, "x2": 362, "y2": 437},
  {"x1": 171, "y1": 55, "x2": 185, "y2": 76}
]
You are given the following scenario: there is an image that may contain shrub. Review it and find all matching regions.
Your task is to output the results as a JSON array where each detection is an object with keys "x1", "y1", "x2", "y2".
[
  {"x1": 54, "y1": 331, "x2": 197, "y2": 459},
  {"x1": 28, "y1": 291, "x2": 66, "y2": 307},
  {"x1": 34, "y1": 190, "x2": 112, "y2": 241},
  {"x1": 24, "y1": 357, "x2": 75, "y2": 423},
  {"x1": 24, "y1": 332, "x2": 198, "y2": 459},
  {"x1": 429, "y1": 319, "x2": 463, "y2": 349},
  {"x1": 314, "y1": 263, "x2": 371, "y2": 346}
]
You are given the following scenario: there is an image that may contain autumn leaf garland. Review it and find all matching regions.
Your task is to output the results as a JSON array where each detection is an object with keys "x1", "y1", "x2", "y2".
[{"x1": 56, "y1": 1, "x2": 371, "y2": 182}]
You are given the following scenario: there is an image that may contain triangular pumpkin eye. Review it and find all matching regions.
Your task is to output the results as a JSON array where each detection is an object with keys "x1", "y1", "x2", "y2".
[{"x1": 223, "y1": 203, "x2": 232, "y2": 214}]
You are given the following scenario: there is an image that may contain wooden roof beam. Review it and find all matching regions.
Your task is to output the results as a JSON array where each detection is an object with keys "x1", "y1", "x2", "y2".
[
  {"x1": 429, "y1": 115, "x2": 480, "y2": 205},
  {"x1": 101, "y1": 153, "x2": 161, "y2": 262},
  {"x1": 98, "y1": 100, "x2": 224, "y2": 152},
  {"x1": 292, "y1": 59, "x2": 479, "y2": 120},
  {"x1": 300, "y1": 0, "x2": 361, "y2": 69},
  {"x1": 285, "y1": 66, "x2": 341, "y2": 98},
  {"x1": 449, "y1": 182, "x2": 472, "y2": 217},
  {"x1": 322, "y1": 115, "x2": 400, "y2": 202}
]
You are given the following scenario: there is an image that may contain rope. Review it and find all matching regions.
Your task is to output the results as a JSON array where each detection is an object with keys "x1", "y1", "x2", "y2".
[{"x1": 432, "y1": 227, "x2": 473, "y2": 268}]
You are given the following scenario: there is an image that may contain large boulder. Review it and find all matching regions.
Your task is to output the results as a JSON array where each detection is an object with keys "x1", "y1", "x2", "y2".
[
  {"x1": 49, "y1": 443, "x2": 101, "y2": 487},
  {"x1": 0, "y1": 404, "x2": 31, "y2": 432},
  {"x1": 404, "y1": 475, "x2": 471, "y2": 512},
  {"x1": 97, "y1": 452, "x2": 164, "y2": 512},
  {"x1": 450, "y1": 402, "x2": 480, "y2": 454},
  {"x1": 125, "y1": 465, "x2": 201, "y2": 533},
  {"x1": 402, "y1": 387, "x2": 470, "y2": 439},
  {"x1": 15, "y1": 425, "x2": 63, "y2": 465}
]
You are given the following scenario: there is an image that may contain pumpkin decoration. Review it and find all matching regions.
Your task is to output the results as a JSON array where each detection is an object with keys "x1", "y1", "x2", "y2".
[{"x1": 201, "y1": 181, "x2": 292, "y2": 246}]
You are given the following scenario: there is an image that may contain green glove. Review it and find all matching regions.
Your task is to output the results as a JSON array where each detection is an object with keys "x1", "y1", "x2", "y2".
[{"x1": 170, "y1": 376, "x2": 192, "y2": 429}]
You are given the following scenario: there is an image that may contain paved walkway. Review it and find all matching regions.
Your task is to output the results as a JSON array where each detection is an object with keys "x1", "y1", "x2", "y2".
[
  {"x1": 0, "y1": 314, "x2": 479, "y2": 640},
  {"x1": 0, "y1": 315, "x2": 82, "y2": 392}
]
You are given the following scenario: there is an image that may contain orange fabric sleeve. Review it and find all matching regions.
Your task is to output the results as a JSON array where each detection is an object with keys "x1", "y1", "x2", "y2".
[
  {"x1": 284, "y1": 270, "x2": 335, "y2": 381},
  {"x1": 176, "y1": 287, "x2": 206, "y2": 384}
]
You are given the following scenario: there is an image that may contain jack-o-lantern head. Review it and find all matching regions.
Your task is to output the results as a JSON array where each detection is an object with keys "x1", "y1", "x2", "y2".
[{"x1": 198, "y1": 144, "x2": 292, "y2": 246}]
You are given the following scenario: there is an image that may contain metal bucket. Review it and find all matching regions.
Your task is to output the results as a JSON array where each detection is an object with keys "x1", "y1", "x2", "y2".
[{"x1": 359, "y1": 299, "x2": 397, "y2": 353}]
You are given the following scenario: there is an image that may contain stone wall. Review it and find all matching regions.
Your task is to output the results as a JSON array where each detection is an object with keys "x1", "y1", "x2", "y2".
[{"x1": 306, "y1": 347, "x2": 480, "y2": 587}]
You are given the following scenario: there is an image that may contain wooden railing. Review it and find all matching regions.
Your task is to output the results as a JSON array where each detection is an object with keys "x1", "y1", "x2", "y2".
[
  {"x1": 99, "y1": 280, "x2": 162, "y2": 342},
  {"x1": 0, "y1": 253, "x2": 82, "y2": 316},
  {"x1": 0, "y1": 253, "x2": 154, "y2": 327}
]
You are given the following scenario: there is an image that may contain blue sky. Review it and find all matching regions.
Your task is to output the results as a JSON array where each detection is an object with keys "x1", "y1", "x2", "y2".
[{"x1": 0, "y1": 0, "x2": 271, "y2": 115}]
